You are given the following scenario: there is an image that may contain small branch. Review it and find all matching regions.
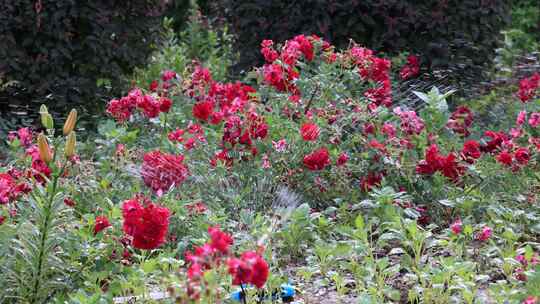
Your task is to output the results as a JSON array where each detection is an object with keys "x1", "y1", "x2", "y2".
[{"x1": 304, "y1": 84, "x2": 320, "y2": 115}]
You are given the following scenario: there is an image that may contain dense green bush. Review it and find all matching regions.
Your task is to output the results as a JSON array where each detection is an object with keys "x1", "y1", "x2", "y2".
[
  {"x1": 165, "y1": 0, "x2": 211, "y2": 32},
  {"x1": 129, "y1": 9, "x2": 236, "y2": 88},
  {"x1": 512, "y1": 0, "x2": 540, "y2": 40},
  {"x1": 212, "y1": 0, "x2": 511, "y2": 74},
  {"x1": 0, "y1": 0, "x2": 164, "y2": 110}
]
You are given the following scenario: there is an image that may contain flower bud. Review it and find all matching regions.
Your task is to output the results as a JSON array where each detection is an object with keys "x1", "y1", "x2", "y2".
[
  {"x1": 41, "y1": 113, "x2": 54, "y2": 130},
  {"x1": 37, "y1": 133, "x2": 53, "y2": 163},
  {"x1": 63, "y1": 109, "x2": 77, "y2": 135},
  {"x1": 64, "y1": 132, "x2": 76, "y2": 157},
  {"x1": 39, "y1": 104, "x2": 48, "y2": 115}
]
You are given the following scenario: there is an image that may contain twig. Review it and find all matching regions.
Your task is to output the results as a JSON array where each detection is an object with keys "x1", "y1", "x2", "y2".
[{"x1": 304, "y1": 84, "x2": 320, "y2": 115}]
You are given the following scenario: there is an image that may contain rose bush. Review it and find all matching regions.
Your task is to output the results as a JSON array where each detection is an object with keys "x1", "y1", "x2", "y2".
[{"x1": 1, "y1": 34, "x2": 540, "y2": 303}]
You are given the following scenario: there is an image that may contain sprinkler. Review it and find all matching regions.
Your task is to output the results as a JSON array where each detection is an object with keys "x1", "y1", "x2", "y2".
[{"x1": 230, "y1": 283, "x2": 296, "y2": 303}]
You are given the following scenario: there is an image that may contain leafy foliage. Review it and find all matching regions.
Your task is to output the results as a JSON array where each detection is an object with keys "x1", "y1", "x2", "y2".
[
  {"x1": 210, "y1": 0, "x2": 511, "y2": 75},
  {"x1": 0, "y1": 0, "x2": 163, "y2": 109},
  {"x1": 2, "y1": 29, "x2": 540, "y2": 303}
]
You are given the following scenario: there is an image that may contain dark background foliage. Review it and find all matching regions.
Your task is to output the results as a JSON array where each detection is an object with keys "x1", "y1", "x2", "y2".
[
  {"x1": 208, "y1": 0, "x2": 511, "y2": 75},
  {"x1": 0, "y1": 0, "x2": 165, "y2": 130}
]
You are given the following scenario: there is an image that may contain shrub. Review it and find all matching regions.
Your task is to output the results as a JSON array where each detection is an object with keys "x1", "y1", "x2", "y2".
[
  {"x1": 0, "y1": 0, "x2": 164, "y2": 110},
  {"x1": 129, "y1": 8, "x2": 236, "y2": 89},
  {"x1": 2, "y1": 34, "x2": 540, "y2": 303},
  {"x1": 211, "y1": 0, "x2": 510, "y2": 75},
  {"x1": 164, "y1": 0, "x2": 211, "y2": 33}
]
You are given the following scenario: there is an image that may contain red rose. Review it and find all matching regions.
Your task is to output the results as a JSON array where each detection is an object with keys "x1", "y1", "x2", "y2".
[
  {"x1": 303, "y1": 147, "x2": 330, "y2": 171},
  {"x1": 461, "y1": 140, "x2": 481, "y2": 163},
  {"x1": 141, "y1": 150, "x2": 189, "y2": 194},
  {"x1": 208, "y1": 226, "x2": 233, "y2": 255},
  {"x1": 514, "y1": 147, "x2": 530, "y2": 165},
  {"x1": 496, "y1": 151, "x2": 513, "y2": 166},
  {"x1": 122, "y1": 196, "x2": 170, "y2": 250},
  {"x1": 159, "y1": 97, "x2": 172, "y2": 113},
  {"x1": 227, "y1": 251, "x2": 269, "y2": 288},
  {"x1": 300, "y1": 122, "x2": 320, "y2": 141},
  {"x1": 94, "y1": 216, "x2": 111, "y2": 235},
  {"x1": 192, "y1": 100, "x2": 214, "y2": 121},
  {"x1": 336, "y1": 152, "x2": 349, "y2": 166}
]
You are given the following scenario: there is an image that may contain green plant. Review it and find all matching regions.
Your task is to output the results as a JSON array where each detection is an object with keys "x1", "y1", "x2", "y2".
[
  {"x1": 276, "y1": 203, "x2": 314, "y2": 260},
  {"x1": 1, "y1": 107, "x2": 78, "y2": 303},
  {"x1": 129, "y1": 4, "x2": 236, "y2": 88}
]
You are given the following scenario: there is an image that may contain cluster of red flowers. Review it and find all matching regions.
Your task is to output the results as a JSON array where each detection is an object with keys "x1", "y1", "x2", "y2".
[
  {"x1": 227, "y1": 251, "x2": 270, "y2": 288},
  {"x1": 107, "y1": 74, "x2": 175, "y2": 122},
  {"x1": 350, "y1": 46, "x2": 392, "y2": 109},
  {"x1": 260, "y1": 35, "x2": 331, "y2": 95},
  {"x1": 168, "y1": 122, "x2": 206, "y2": 150},
  {"x1": 109, "y1": 88, "x2": 173, "y2": 121},
  {"x1": 495, "y1": 147, "x2": 530, "y2": 169},
  {"x1": 416, "y1": 144, "x2": 463, "y2": 181},
  {"x1": 0, "y1": 170, "x2": 30, "y2": 205},
  {"x1": 399, "y1": 55, "x2": 420, "y2": 80},
  {"x1": 186, "y1": 66, "x2": 270, "y2": 167},
  {"x1": 518, "y1": 72, "x2": 540, "y2": 103},
  {"x1": 472, "y1": 121, "x2": 534, "y2": 171},
  {"x1": 141, "y1": 150, "x2": 189, "y2": 195},
  {"x1": 184, "y1": 226, "x2": 269, "y2": 300},
  {"x1": 480, "y1": 130, "x2": 507, "y2": 153},
  {"x1": 122, "y1": 195, "x2": 170, "y2": 250}
]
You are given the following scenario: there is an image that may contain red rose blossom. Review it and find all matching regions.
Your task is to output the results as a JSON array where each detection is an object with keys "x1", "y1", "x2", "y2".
[
  {"x1": 450, "y1": 218, "x2": 462, "y2": 235},
  {"x1": 303, "y1": 147, "x2": 330, "y2": 171},
  {"x1": 141, "y1": 150, "x2": 189, "y2": 194},
  {"x1": 192, "y1": 100, "x2": 214, "y2": 121},
  {"x1": 227, "y1": 251, "x2": 269, "y2": 288},
  {"x1": 300, "y1": 122, "x2": 320, "y2": 141},
  {"x1": 208, "y1": 226, "x2": 233, "y2": 255},
  {"x1": 122, "y1": 196, "x2": 170, "y2": 250},
  {"x1": 461, "y1": 140, "x2": 481, "y2": 163}
]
